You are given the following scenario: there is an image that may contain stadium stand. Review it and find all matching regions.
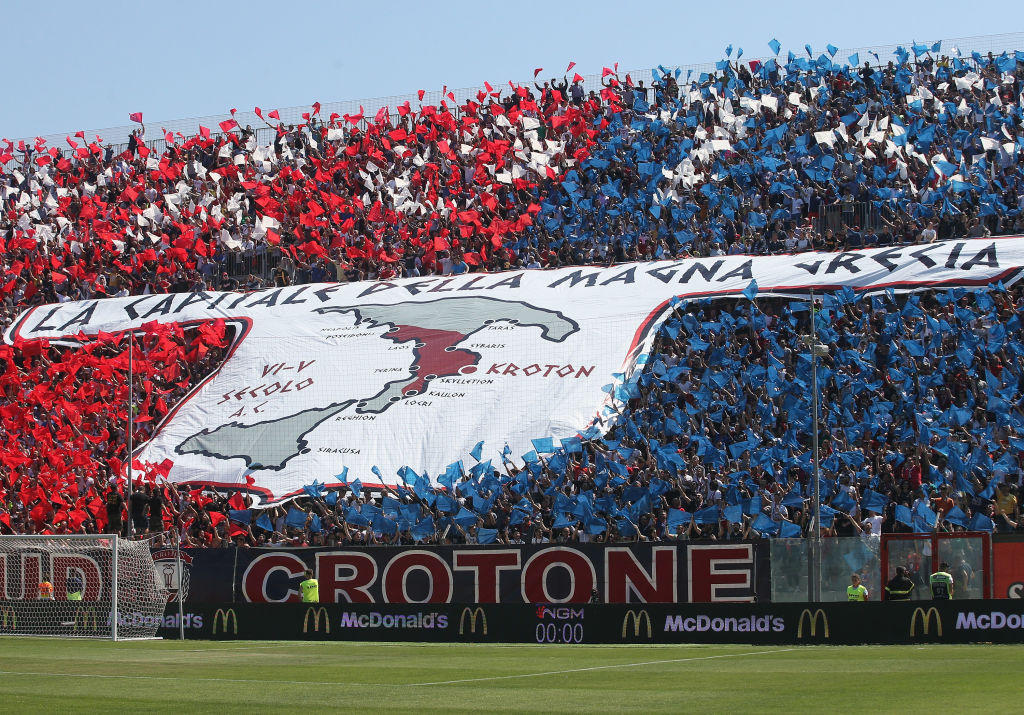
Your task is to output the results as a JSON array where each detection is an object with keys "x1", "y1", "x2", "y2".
[{"x1": 1, "y1": 39, "x2": 1022, "y2": 545}]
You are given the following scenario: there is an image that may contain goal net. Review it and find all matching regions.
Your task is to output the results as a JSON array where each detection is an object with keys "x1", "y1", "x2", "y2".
[{"x1": 0, "y1": 535, "x2": 168, "y2": 639}]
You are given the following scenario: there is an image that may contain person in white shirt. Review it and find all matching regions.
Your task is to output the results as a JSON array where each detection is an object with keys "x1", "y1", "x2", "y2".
[
  {"x1": 920, "y1": 222, "x2": 937, "y2": 243},
  {"x1": 862, "y1": 510, "x2": 883, "y2": 538},
  {"x1": 439, "y1": 251, "x2": 453, "y2": 275}
]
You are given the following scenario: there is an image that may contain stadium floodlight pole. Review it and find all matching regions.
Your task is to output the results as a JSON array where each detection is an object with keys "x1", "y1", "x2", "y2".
[
  {"x1": 808, "y1": 288, "x2": 823, "y2": 602},
  {"x1": 127, "y1": 336, "x2": 133, "y2": 539}
]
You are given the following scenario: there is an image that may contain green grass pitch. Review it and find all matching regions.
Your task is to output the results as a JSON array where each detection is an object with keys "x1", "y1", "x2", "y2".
[{"x1": 0, "y1": 638, "x2": 1021, "y2": 713}]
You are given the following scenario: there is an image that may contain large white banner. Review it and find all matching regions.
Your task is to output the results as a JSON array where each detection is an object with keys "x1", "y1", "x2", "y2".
[{"x1": 6, "y1": 237, "x2": 1023, "y2": 502}]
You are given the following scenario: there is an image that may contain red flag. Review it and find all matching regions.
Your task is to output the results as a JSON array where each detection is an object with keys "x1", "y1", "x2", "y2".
[
  {"x1": 268, "y1": 110, "x2": 280, "y2": 120},
  {"x1": 602, "y1": 67, "x2": 614, "y2": 77},
  {"x1": 566, "y1": 61, "x2": 576, "y2": 73},
  {"x1": 573, "y1": 73, "x2": 584, "y2": 83},
  {"x1": 533, "y1": 68, "x2": 543, "y2": 78},
  {"x1": 254, "y1": 106, "x2": 263, "y2": 119},
  {"x1": 129, "y1": 112, "x2": 143, "y2": 123},
  {"x1": 219, "y1": 119, "x2": 238, "y2": 133}
]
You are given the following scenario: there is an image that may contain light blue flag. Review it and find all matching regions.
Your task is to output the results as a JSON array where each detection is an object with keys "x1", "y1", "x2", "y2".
[
  {"x1": 532, "y1": 437, "x2": 555, "y2": 454},
  {"x1": 861, "y1": 489, "x2": 888, "y2": 514},
  {"x1": 561, "y1": 436, "x2": 583, "y2": 454},
  {"x1": 694, "y1": 506, "x2": 720, "y2": 524},
  {"x1": 915, "y1": 501, "x2": 936, "y2": 525},
  {"x1": 742, "y1": 279, "x2": 758, "y2": 301},
  {"x1": 968, "y1": 513, "x2": 994, "y2": 532},
  {"x1": 477, "y1": 528, "x2": 498, "y2": 544},
  {"x1": 944, "y1": 506, "x2": 968, "y2": 528},
  {"x1": 783, "y1": 491, "x2": 805, "y2": 508},
  {"x1": 751, "y1": 513, "x2": 777, "y2": 534},
  {"x1": 586, "y1": 516, "x2": 608, "y2": 535},
  {"x1": 454, "y1": 507, "x2": 478, "y2": 528},
  {"x1": 285, "y1": 507, "x2": 307, "y2": 529},
  {"x1": 302, "y1": 481, "x2": 325, "y2": 498},
  {"x1": 434, "y1": 494, "x2": 457, "y2": 514},
  {"x1": 229, "y1": 509, "x2": 251, "y2": 525},
  {"x1": 372, "y1": 513, "x2": 397, "y2": 536},
  {"x1": 411, "y1": 518, "x2": 435, "y2": 541},
  {"x1": 832, "y1": 491, "x2": 856, "y2": 513},
  {"x1": 552, "y1": 513, "x2": 576, "y2": 530},
  {"x1": 667, "y1": 509, "x2": 692, "y2": 529},
  {"x1": 768, "y1": 38, "x2": 781, "y2": 55},
  {"x1": 470, "y1": 440, "x2": 484, "y2": 462},
  {"x1": 903, "y1": 340, "x2": 925, "y2": 357},
  {"x1": 723, "y1": 504, "x2": 743, "y2": 523},
  {"x1": 345, "y1": 507, "x2": 371, "y2": 527}
]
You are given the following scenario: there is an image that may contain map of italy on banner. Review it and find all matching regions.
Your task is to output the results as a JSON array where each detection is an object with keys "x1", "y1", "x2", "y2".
[{"x1": 6, "y1": 237, "x2": 1022, "y2": 503}]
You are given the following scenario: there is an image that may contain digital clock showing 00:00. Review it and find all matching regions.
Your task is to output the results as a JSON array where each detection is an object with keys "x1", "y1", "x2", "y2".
[{"x1": 534, "y1": 621, "x2": 585, "y2": 643}]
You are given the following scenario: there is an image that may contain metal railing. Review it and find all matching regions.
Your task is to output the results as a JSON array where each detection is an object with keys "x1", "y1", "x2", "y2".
[{"x1": 815, "y1": 202, "x2": 882, "y2": 235}]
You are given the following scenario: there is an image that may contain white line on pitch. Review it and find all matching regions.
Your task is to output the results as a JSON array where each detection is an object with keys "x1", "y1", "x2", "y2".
[
  {"x1": 0, "y1": 670, "x2": 380, "y2": 687},
  {"x1": 407, "y1": 647, "x2": 801, "y2": 686}
]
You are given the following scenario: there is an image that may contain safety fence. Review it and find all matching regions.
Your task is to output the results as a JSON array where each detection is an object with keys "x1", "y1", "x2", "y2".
[{"x1": 8, "y1": 31, "x2": 1023, "y2": 156}]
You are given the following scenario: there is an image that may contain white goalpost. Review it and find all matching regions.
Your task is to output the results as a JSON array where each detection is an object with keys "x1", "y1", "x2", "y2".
[{"x1": 0, "y1": 534, "x2": 168, "y2": 640}]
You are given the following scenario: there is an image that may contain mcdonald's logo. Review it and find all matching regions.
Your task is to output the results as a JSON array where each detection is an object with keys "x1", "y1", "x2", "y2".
[
  {"x1": 0, "y1": 605, "x2": 15, "y2": 631},
  {"x1": 622, "y1": 609, "x2": 652, "y2": 640},
  {"x1": 303, "y1": 606, "x2": 330, "y2": 634},
  {"x1": 213, "y1": 608, "x2": 238, "y2": 635},
  {"x1": 910, "y1": 607, "x2": 943, "y2": 637},
  {"x1": 459, "y1": 607, "x2": 487, "y2": 635},
  {"x1": 797, "y1": 609, "x2": 830, "y2": 639},
  {"x1": 73, "y1": 607, "x2": 99, "y2": 632}
]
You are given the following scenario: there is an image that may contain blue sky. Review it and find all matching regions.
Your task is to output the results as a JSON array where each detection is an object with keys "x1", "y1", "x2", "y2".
[{"x1": 2, "y1": 0, "x2": 1020, "y2": 141}]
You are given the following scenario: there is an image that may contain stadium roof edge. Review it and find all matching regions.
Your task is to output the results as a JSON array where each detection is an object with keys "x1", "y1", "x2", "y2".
[{"x1": 5, "y1": 30, "x2": 1023, "y2": 151}]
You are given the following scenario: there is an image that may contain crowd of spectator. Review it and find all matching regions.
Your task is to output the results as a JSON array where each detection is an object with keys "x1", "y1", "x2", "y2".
[
  {"x1": 1, "y1": 41, "x2": 1023, "y2": 545},
  {"x1": 163, "y1": 286, "x2": 1021, "y2": 549}
]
